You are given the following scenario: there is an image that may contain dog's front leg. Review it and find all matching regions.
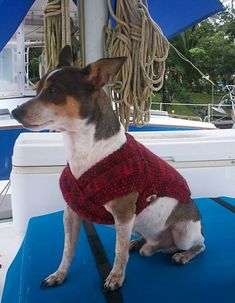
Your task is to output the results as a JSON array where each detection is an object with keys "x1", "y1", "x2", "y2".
[
  {"x1": 104, "y1": 218, "x2": 135, "y2": 291},
  {"x1": 104, "y1": 192, "x2": 138, "y2": 291},
  {"x1": 41, "y1": 205, "x2": 81, "y2": 288}
]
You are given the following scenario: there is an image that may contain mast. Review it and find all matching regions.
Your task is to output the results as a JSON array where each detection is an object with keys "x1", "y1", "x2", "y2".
[{"x1": 83, "y1": 0, "x2": 108, "y2": 65}]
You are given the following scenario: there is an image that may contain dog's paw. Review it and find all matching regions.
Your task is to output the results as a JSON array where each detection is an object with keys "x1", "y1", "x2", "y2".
[
  {"x1": 129, "y1": 239, "x2": 141, "y2": 252},
  {"x1": 171, "y1": 252, "x2": 188, "y2": 265},
  {"x1": 129, "y1": 238, "x2": 145, "y2": 252},
  {"x1": 104, "y1": 270, "x2": 124, "y2": 291},
  {"x1": 40, "y1": 271, "x2": 67, "y2": 288},
  {"x1": 139, "y1": 242, "x2": 157, "y2": 257}
]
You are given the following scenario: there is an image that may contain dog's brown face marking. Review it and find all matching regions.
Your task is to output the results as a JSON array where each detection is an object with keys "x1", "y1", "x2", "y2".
[
  {"x1": 12, "y1": 46, "x2": 127, "y2": 138},
  {"x1": 45, "y1": 96, "x2": 81, "y2": 119},
  {"x1": 35, "y1": 67, "x2": 101, "y2": 121},
  {"x1": 42, "y1": 80, "x2": 52, "y2": 90}
]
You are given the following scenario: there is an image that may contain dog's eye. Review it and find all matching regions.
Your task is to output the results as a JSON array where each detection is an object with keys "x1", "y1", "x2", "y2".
[{"x1": 48, "y1": 87, "x2": 57, "y2": 97}]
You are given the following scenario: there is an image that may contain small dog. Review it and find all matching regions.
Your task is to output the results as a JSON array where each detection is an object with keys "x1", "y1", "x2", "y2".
[{"x1": 12, "y1": 46, "x2": 205, "y2": 291}]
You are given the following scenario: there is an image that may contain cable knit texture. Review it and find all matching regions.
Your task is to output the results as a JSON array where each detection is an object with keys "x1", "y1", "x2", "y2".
[{"x1": 60, "y1": 133, "x2": 191, "y2": 224}]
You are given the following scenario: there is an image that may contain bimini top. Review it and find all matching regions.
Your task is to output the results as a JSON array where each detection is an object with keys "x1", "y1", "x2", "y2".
[{"x1": 0, "y1": 0, "x2": 224, "y2": 52}]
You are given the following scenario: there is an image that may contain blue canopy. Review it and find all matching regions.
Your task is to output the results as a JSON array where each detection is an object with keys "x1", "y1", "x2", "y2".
[
  {"x1": 148, "y1": 0, "x2": 225, "y2": 38},
  {"x1": 0, "y1": 0, "x2": 224, "y2": 52},
  {"x1": 0, "y1": 0, "x2": 35, "y2": 52}
]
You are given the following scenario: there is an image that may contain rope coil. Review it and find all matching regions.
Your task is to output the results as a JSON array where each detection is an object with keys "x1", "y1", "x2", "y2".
[
  {"x1": 44, "y1": 0, "x2": 71, "y2": 72},
  {"x1": 105, "y1": 0, "x2": 170, "y2": 128}
]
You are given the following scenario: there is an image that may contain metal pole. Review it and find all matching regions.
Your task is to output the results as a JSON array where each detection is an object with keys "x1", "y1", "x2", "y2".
[
  {"x1": 211, "y1": 83, "x2": 214, "y2": 104},
  {"x1": 17, "y1": 23, "x2": 25, "y2": 96},
  {"x1": 83, "y1": 0, "x2": 108, "y2": 64},
  {"x1": 77, "y1": 0, "x2": 85, "y2": 66},
  {"x1": 208, "y1": 104, "x2": 211, "y2": 122},
  {"x1": 162, "y1": 72, "x2": 169, "y2": 111}
]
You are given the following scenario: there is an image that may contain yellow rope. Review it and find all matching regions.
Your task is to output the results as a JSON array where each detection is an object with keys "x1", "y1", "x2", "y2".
[
  {"x1": 105, "y1": 0, "x2": 169, "y2": 129},
  {"x1": 44, "y1": 0, "x2": 71, "y2": 72}
]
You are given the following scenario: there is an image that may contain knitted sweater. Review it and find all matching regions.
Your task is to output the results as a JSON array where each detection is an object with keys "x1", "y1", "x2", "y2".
[{"x1": 60, "y1": 133, "x2": 191, "y2": 224}]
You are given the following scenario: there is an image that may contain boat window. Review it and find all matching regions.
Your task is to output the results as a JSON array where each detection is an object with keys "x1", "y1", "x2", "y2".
[
  {"x1": 0, "y1": 25, "x2": 24, "y2": 98},
  {"x1": 0, "y1": 36, "x2": 20, "y2": 97},
  {"x1": 0, "y1": 1, "x2": 78, "y2": 100}
]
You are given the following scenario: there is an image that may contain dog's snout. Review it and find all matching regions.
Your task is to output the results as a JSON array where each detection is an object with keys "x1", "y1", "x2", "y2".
[{"x1": 11, "y1": 106, "x2": 24, "y2": 122}]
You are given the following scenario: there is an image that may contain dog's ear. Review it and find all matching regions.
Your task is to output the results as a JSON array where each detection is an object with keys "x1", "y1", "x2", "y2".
[
  {"x1": 57, "y1": 45, "x2": 73, "y2": 67},
  {"x1": 84, "y1": 57, "x2": 127, "y2": 89}
]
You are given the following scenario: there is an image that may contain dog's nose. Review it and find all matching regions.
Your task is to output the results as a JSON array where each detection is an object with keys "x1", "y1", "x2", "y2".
[{"x1": 11, "y1": 107, "x2": 23, "y2": 122}]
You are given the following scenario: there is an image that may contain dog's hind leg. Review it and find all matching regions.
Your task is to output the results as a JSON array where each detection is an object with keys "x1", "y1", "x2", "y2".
[
  {"x1": 171, "y1": 220, "x2": 205, "y2": 265},
  {"x1": 41, "y1": 205, "x2": 81, "y2": 288},
  {"x1": 171, "y1": 244, "x2": 205, "y2": 265},
  {"x1": 133, "y1": 227, "x2": 176, "y2": 256}
]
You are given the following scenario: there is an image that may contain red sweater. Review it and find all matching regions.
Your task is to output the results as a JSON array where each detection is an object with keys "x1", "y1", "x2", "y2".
[{"x1": 60, "y1": 133, "x2": 191, "y2": 224}]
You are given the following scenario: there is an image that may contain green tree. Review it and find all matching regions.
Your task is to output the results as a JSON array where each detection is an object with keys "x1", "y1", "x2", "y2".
[{"x1": 166, "y1": 10, "x2": 235, "y2": 94}]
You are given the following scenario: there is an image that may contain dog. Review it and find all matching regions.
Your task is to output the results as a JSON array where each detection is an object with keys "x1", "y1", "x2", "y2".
[{"x1": 11, "y1": 45, "x2": 205, "y2": 291}]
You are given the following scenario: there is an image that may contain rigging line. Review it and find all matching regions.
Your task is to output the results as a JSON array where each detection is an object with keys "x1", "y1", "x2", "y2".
[
  {"x1": 169, "y1": 43, "x2": 216, "y2": 86},
  {"x1": 0, "y1": 181, "x2": 11, "y2": 208},
  {"x1": 140, "y1": 1, "x2": 217, "y2": 87}
]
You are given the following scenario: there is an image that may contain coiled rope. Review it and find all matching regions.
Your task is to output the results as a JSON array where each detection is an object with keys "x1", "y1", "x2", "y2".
[
  {"x1": 44, "y1": 0, "x2": 71, "y2": 72},
  {"x1": 105, "y1": 0, "x2": 169, "y2": 129}
]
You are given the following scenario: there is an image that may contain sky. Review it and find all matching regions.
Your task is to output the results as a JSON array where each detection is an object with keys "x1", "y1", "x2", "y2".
[{"x1": 222, "y1": 0, "x2": 234, "y2": 8}]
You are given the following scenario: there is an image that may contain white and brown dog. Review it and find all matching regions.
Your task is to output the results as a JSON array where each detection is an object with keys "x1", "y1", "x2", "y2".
[{"x1": 12, "y1": 46, "x2": 205, "y2": 291}]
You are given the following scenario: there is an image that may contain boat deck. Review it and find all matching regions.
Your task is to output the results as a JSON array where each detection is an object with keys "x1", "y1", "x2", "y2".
[
  {"x1": 0, "y1": 222, "x2": 23, "y2": 300},
  {"x1": 1, "y1": 197, "x2": 235, "y2": 303}
]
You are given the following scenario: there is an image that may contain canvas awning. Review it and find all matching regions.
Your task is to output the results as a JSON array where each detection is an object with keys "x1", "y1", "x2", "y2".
[{"x1": 0, "y1": 0, "x2": 224, "y2": 52}]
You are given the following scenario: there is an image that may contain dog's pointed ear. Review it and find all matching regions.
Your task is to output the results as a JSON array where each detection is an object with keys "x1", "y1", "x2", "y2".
[
  {"x1": 57, "y1": 45, "x2": 73, "y2": 67},
  {"x1": 83, "y1": 57, "x2": 127, "y2": 89}
]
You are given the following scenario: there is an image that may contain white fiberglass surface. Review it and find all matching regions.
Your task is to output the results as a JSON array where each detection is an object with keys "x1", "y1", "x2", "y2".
[{"x1": 0, "y1": 222, "x2": 23, "y2": 300}]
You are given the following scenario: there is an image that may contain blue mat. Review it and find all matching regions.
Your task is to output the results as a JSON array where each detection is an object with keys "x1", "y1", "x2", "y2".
[{"x1": 2, "y1": 198, "x2": 235, "y2": 303}]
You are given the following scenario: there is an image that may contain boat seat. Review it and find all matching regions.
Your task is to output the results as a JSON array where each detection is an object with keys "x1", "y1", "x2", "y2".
[{"x1": 2, "y1": 197, "x2": 235, "y2": 303}]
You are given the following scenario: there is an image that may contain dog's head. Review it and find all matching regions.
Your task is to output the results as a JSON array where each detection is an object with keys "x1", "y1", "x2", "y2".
[{"x1": 12, "y1": 46, "x2": 126, "y2": 132}]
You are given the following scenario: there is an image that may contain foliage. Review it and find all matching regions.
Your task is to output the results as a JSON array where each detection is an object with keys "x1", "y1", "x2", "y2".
[
  {"x1": 152, "y1": 91, "x2": 221, "y2": 118},
  {"x1": 162, "y1": 9, "x2": 235, "y2": 108},
  {"x1": 28, "y1": 48, "x2": 41, "y2": 84}
]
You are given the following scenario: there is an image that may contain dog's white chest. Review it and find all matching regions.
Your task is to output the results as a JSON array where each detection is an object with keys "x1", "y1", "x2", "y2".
[
  {"x1": 62, "y1": 126, "x2": 126, "y2": 179},
  {"x1": 133, "y1": 197, "x2": 178, "y2": 240}
]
